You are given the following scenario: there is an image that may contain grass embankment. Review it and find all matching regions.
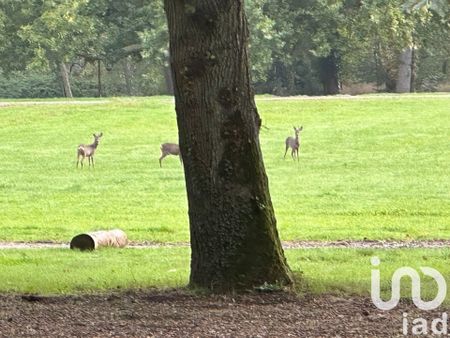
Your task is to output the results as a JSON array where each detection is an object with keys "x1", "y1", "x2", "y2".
[
  {"x1": 0, "y1": 95, "x2": 448, "y2": 242},
  {"x1": 0, "y1": 247, "x2": 449, "y2": 302}
]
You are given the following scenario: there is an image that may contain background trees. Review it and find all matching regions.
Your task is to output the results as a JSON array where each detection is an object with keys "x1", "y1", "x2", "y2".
[{"x1": 0, "y1": 0, "x2": 448, "y2": 98}]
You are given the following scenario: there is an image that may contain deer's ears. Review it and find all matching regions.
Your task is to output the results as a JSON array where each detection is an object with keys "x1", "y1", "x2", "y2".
[
  {"x1": 299, "y1": 126, "x2": 303, "y2": 131},
  {"x1": 99, "y1": 132, "x2": 103, "y2": 137}
]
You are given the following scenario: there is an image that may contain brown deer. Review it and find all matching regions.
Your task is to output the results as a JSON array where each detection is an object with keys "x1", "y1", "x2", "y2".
[
  {"x1": 76, "y1": 133, "x2": 103, "y2": 168},
  {"x1": 159, "y1": 143, "x2": 182, "y2": 167},
  {"x1": 284, "y1": 126, "x2": 303, "y2": 161}
]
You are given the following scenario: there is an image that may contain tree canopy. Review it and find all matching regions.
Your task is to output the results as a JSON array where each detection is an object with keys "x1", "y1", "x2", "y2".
[{"x1": 0, "y1": 0, "x2": 448, "y2": 97}]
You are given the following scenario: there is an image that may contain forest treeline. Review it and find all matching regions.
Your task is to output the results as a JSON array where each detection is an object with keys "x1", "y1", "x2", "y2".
[{"x1": 0, "y1": 0, "x2": 448, "y2": 98}]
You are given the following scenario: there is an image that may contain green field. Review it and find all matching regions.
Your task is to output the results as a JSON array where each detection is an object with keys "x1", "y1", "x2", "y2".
[{"x1": 0, "y1": 95, "x2": 449, "y2": 242}]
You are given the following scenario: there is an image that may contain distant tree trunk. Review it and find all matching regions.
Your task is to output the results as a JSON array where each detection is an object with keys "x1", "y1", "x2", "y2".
[
  {"x1": 395, "y1": 47, "x2": 413, "y2": 93},
  {"x1": 164, "y1": 0, "x2": 293, "y2": 292},
  {"x1": 318, "y1": 51, "x2": 340, "y2": 95},
  {"x1": 59, "y1": 62, "x2": 73, "y2": 98},
  {"x1": 164, "y1": 52, "x2": 174, "y2": 95},
  {"x1": 285, "y1": 66, "x2": 296, "y2": 95},
  {"x1": 410, "y1": 46, "x2": 416, "y2": 92},
  {"x1": 97, "y1": 59, "x2": 102, "y2": 97},
  {"x1": 123, "y1": 57, "x2": 133, "y2": 95},
  {"x1": 374, "y1": 45, "x2": 382, "y2": 89},
  {"x1": 164, "y1": 65, "x2": 174, "y2": 95}
]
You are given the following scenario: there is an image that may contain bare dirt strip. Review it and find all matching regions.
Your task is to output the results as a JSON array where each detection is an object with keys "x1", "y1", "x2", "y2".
[{"x1": 1, "y1": 239, "x2": 449, "y2": 250}]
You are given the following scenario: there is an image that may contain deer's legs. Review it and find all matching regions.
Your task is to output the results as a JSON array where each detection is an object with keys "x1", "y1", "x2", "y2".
[
  {"x1": 86, "y1": 156, "x2": 94, "y2": 168},
  {"x1": 159, "y1": 153, "x2": 167, "y2": 167},
  {"x1": 78, "y1": 156, "x2": 85, "y2": 168},
  {"x1": 284, "y1": 145, "x2": 289, "y2": 159}
]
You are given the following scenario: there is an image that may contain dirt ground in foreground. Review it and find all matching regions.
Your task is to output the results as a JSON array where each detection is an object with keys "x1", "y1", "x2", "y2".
[{"x1": 0, "y1": 290, "x2": 446, "y2": 337}]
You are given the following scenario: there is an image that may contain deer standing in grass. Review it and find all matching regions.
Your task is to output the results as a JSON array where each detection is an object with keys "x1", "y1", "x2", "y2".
[
  {"x1": 77, "y1": 133, "x2": 103, "y2": 168},
  {"x1": 159, "y1": 143, "x2": 182, "y2": 167},
  {"x1": 284, "y1": 126, "x2": 303, "y2": 161}
]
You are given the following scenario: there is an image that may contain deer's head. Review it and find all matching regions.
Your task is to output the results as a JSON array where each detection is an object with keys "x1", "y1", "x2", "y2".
[
  {"x1": 93, "y1": 132, "x2": 103, "y2": 143},
  {"x1": 293, "y1": 126, "x2": 303, "y2": 136}
]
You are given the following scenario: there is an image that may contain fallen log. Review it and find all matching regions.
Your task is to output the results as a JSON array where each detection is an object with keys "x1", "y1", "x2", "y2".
[{"x1": 70, "y1": 229, "x2": 128, "y2": 251}]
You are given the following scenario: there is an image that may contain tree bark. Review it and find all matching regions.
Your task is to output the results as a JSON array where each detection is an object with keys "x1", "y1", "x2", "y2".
[
  {"x1": 395, "y1": 47, "x2": 413, "y2": 93},
  {"x1": 59, "y1": 62, "x2": 73, "y2": 98},
  {"x1": 164, "y1": 0, "x2": 293, "y2": 292}
]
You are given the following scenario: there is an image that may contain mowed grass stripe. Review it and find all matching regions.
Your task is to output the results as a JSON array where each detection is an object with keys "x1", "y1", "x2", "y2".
[{"x1": 0, "y1": 247, "x2": 449, "y2": 300}]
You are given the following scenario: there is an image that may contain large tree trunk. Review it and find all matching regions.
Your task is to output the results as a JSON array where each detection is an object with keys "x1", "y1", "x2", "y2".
[
  {"x1": 59, "y1": 62, "x2": 73, "y2": 98},
  {"x1": 318, "y1": 51, "x2": 340, "y2": 95},
  {"x1": 395, "y1": 47, "x2": 413, "y2": 93},
  {"x1": 164, "y1": 0, "x2": 293, "y2": 292}
]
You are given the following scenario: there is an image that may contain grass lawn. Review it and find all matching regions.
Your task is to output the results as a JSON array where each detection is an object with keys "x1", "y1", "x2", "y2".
[
  {"x1": 0, "y1": 247, "x2": 449, "y2": 302},
  {"x1": 0, "y1": 95, "x2": 449, "y2": 242}
]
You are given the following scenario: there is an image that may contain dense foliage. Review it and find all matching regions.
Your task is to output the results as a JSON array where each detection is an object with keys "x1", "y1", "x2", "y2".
[{"x1": 0, "y1": 0, "x2": 448, "y2": 97}]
